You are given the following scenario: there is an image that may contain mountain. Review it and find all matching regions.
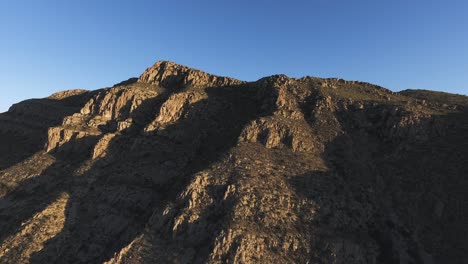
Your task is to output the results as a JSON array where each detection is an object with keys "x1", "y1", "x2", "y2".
[{"x1": 0, "y1": 61, "x2": 467, "y2": 264}]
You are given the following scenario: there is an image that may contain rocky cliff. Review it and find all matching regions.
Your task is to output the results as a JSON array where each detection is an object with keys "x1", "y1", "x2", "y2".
[{"x1": 0, "y1": 61, "x2": 467, "y2": 264}]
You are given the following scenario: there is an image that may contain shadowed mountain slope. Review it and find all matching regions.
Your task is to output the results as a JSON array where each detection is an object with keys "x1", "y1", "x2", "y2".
[{"x1": 0, "y1": 61, "x2": 467, "y2": 263}]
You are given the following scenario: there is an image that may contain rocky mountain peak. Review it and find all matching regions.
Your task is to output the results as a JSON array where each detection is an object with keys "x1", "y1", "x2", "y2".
[{"x1": 138, "y1": 60, "x2": 244, "y2": 89}]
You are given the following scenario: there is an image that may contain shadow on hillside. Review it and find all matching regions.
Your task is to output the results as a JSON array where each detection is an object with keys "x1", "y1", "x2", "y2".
[
  {"x1": 0, "y1": 93, "x2": 93, "y2": 170},
  {"x1": 288, "y1": 103, "x2": 468, "y2": 263},
  {"x1": 0, "y1": 82, "x2": 275, "y2": 263}
]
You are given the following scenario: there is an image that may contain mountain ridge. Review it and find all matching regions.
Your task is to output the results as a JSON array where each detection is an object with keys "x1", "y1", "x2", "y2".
[{"x1": 0, "y1": 60, "x2": 467, "y2": 263}]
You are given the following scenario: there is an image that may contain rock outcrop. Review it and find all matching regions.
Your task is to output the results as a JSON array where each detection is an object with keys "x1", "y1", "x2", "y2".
[
  {"x1": 138, "y1": 61, "x2": 243, "y2": 89},
  {"x1": 0, "y1": 61, "x2": 467, "y2": 264}
]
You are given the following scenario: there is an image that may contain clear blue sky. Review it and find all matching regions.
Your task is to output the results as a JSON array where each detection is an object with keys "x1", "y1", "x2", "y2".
[{"x1": 1, "y1": 0, "x2": 467, "y2": 112}]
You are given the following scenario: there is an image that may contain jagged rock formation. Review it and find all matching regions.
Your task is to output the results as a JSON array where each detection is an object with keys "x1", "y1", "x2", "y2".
[
  {"x1": 0, "y1": 61, "x2": 467, "y2": 264},
  {"x1": 138, "y1": 61, "x2": 243, "y2": 89}
]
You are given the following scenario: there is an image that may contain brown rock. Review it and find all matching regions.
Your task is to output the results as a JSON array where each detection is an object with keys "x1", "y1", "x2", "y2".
[{"x1": 0, "y1": 60, "x2": 467, "y2": 264}]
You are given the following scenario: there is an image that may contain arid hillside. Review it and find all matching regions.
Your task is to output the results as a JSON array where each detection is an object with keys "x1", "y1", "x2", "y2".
[{"x1": 0, "y1": 61, "x2": 467, "y2": 263}]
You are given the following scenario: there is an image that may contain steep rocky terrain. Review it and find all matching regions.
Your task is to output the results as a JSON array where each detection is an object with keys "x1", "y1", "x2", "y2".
[{"x1": 0, "y1": 61, "x2": 467, "y2": 264}]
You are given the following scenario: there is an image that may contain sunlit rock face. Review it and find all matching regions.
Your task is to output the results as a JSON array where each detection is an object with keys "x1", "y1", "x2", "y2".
[
  {"x1": 138, "y1": 60, "x2": 244, "y2": 89},
  {"x1": 1, "y1": 61, "x2": 467, "y2": 264}
]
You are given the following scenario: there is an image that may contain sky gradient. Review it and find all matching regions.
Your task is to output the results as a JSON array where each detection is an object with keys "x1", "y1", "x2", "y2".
[{"x1": 1, "y1": 0, "x2": 467, "y2": 112}]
